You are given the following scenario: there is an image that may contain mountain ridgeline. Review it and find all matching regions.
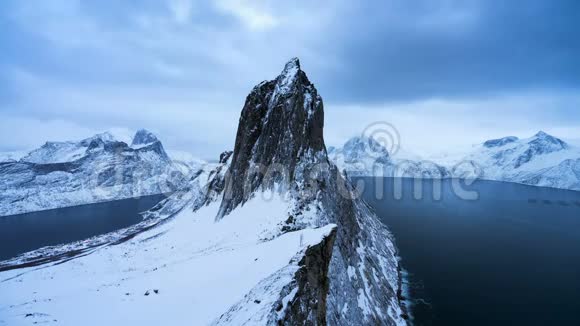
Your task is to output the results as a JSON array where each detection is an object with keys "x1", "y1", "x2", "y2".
[
  {"x1": 329, "y1": 131, "x2": 580, "y2": 192},
  {"x1": 0, "y1": 130, "x2": 184, "y2": 216}
]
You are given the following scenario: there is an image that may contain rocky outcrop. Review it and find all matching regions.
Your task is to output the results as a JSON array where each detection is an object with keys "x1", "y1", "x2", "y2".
[
  {"x1": 281, "y1": 227, "x2": 337, "y2": 325},
  {"x1": 218, "y1": 58, "x2": 326, "y2": 218},
  {"x1": 214, "y1": 58, "x2": 406, "y2": 324},
  {"x1": 132, "y1": 129, "x2": 160, "y2": 147}
]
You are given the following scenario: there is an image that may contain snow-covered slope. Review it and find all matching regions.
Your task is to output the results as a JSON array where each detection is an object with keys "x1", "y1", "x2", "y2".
[
  {"x1": 0, "y1": 188, "x2": 336, "y2": 325},
  {"x1": 0, "y1": 130, "x2": 189, "y2": 216},
  {"x1": 439, "y1": 131, "x2": 580, "y2": 191},
  {"x1": 0, "y1": 58, "x2": 406, "y2": 325},
  {"x1": 329, "y1": 136, "x2": 449, "y2": 179}
]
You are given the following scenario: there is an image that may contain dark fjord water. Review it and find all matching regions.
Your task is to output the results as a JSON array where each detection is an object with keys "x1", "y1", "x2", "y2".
[
  {"x1": 355, "y1": 177, "x2": 580, "y2": 326},
  {"x1": 0, "y1": 194, "x2": 169, "y2": 261}
]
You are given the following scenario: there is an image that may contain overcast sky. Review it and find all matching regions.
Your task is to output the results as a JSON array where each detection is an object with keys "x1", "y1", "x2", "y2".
[{"x1": 1, "y1": 0, "x2": 579, "y2": 159}]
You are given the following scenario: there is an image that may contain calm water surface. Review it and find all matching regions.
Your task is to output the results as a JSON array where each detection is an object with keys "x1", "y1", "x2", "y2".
[
  {"x1": 356, "y1": 177, "x2": 580, "y2": 326},
  {"x1": 0, "y1": 194, "x2": 169, "y2": 261}
]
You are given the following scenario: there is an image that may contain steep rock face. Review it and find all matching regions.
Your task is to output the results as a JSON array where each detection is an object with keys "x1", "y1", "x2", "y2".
[
  {"x1": 214, "y1": 226, "x2": 337, "y2": 326},
  {"x1": 132, "y1": 129, "x2": 160, "y2": 147},
  {"x1": 0, "y1": 130, "x2": 186, "y2": 216},
  {"x1": 218, "y1": 58, "x2": 325, "y2": 218},
  {"x1": 216, "y1": 59, "x2": 406, "y2": 324},
  {"x1": 282, "y1": 227, "x2": 336, "y2": 325}
]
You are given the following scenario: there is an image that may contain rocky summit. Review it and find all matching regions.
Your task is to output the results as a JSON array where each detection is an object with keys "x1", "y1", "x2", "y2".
[
  {"x1": 218, "y1": 58, "x2": 325, "y2": 218},
  {"x1": 215, "y1": 58, "x2": 407, "y2": 324}
]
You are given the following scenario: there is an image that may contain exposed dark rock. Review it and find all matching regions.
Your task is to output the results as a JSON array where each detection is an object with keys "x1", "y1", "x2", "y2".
[
  {"x1": 132, "y1": 129, "x2": 160, "y2": 146},
  {"x1": 483, "y1": 136, "x2": 519, "y2": 148},
  {"x1": 219, "y1": 151, "x2": 233, "y2": 164},
  {"x1": 279, "y1": 227, "x2": 337, "y2": 325},
  {"x1": 217, "y1": 58, "x2": 326, "y2": 218},
  {"x1": 211, "y1": 58, "x2": 406, "y2": 325}
]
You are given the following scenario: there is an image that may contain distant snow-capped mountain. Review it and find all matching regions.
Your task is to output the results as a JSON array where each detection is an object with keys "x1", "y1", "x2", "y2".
[
  {"x1": 329, "y1": 136, "x2": 449, "y2": 179},
  {"x1": 330, "y1": 131, "x2": 580, "y2": 192},
  {"x1": 0, "y1": 129, "x2": 192, "y2": 216},
  {"x1": 449, "y1": 131, "x2": 580, "y2": 191}
]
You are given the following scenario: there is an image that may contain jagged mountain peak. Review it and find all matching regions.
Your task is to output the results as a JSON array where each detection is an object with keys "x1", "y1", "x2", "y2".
[
  {"x1": 218, "y1": 58, "x2": 326, "y2": 217},
  {"x1": 527, "y1": 131, "x2": 567, "y2": 151},
  {"x1": 529, "y1": 130, "x2": 567, "y2": 145},
  {"x1": 281, "y1": 57, "x2": 300, "y2": 77},
  {"x1": 213, "y1": 59, "x2": 406, "y2": 324},
  {"x1": 132, "y1": 129, "x2": 159, "y2": 146},
  {"x1": 277, "y1": 57, "x2": 301, "y2": 86},
  {"x1": 534, "y1": 130, "x2": 550, "y2": 138},
  {"x1": 268, "y1": 57, "x2": 315, "y2": 104},
  {"x1": 285, "y1": 56, "x2": 300, "y2": 68}
]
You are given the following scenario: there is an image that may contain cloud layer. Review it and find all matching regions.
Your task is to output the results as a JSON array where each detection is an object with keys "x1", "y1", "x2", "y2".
[{"x1": 1, "y1": 0, "x2": 579, "y2": 157}]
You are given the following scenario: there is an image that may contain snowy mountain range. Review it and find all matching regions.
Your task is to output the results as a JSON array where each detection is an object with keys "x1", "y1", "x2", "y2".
[
  {"x1": 330, "y1": 131, "x2": 580, "y2": 192},
  {"x1": 447, "y1": 131, "x2": 580, "y2": 191},
  {"x1": 0, "y1": 59, "x2": 407, "y2": 325},
  {"x1": 0, "y1": 129, "x2": 191, "y2": 216}
]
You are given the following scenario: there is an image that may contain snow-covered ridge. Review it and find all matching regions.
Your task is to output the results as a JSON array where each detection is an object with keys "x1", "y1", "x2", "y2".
[{"x1": 0, "y1": 130, "x2": 196, "y2": 216}]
